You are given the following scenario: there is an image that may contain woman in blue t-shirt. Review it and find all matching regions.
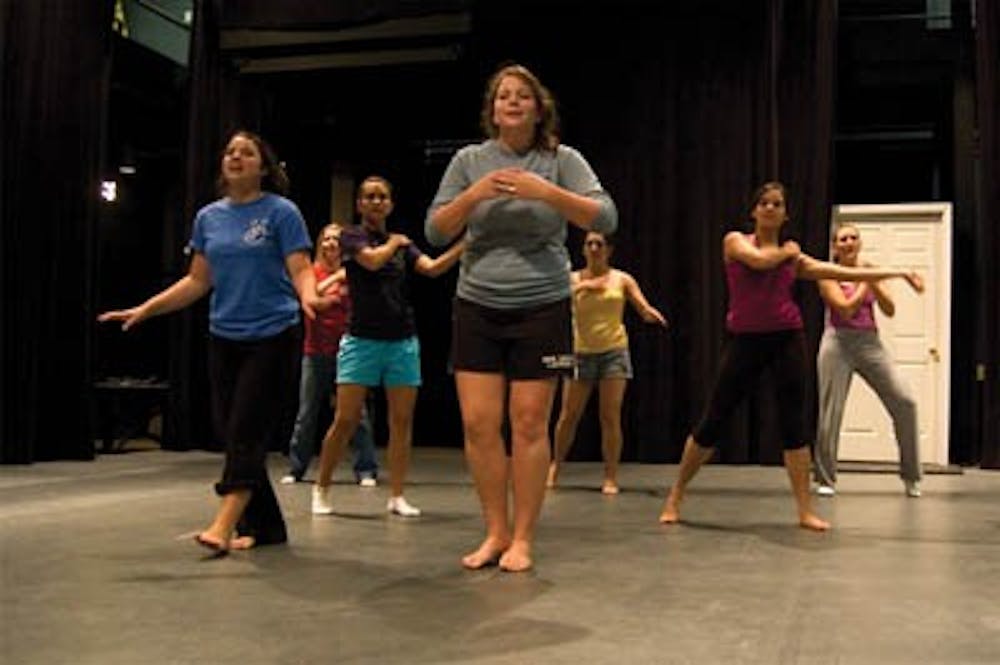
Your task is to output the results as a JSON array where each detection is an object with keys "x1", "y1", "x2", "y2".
[{"x1": 99, "y1": 130, "x2": 319, "y2": 555}]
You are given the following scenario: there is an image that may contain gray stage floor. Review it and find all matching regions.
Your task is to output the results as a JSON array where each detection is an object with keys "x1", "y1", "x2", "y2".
[{"x1": 1, "y1": 447, "x2": 998, "y2": 665}]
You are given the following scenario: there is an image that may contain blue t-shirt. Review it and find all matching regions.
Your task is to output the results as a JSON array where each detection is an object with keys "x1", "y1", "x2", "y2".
[
  {"x1": 189, "y1": 193, "x2": 312, "y2": 340},
  {"x1": 339, "y1": 223, "x2": 423, "y2": 340}
]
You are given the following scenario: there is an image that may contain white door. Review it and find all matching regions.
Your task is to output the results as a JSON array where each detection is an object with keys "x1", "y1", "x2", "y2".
[{"x1": 830, "y1": 203, "x2": 952, "y2": 467}]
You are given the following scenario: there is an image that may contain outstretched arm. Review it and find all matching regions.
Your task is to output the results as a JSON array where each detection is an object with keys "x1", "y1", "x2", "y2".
[
  {"x1": 621, "y1": 271, "x2": 667, "y2": 327},
  {"x1": 797, "y1": 254, "x2": 924, "y2": 294},
  {"x1": 97, "y1": 253, "x2": 213, "y2": 330},
  {"x1": 415, "y1": 235, "x2": 466, "y2": 277}
]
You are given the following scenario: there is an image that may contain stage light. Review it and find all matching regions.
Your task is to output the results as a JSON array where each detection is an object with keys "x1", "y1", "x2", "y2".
[{"x1": 101, "y1": 180, "x2": 118, "y2": 202}]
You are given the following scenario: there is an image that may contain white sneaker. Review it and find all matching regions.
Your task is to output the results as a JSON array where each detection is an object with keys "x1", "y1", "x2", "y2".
[
  {"x1": 311, "y1": 485, "x2": 334, "y2": 515},
  {"x1": 904, "y1": 481, "x2": 922, "y2": 498},
  {"x1": 279, "y1": 474, "x2": 299, "y2": 485},
  {"x1": 387, "y1": 495, "x2": 421, "y2": 517},
  {"x1": 816, "y1": 484, "x2": 836, "y2": 497},
  {"x1": 359, "y1": 476, "x2": 377, "y2": 488}
]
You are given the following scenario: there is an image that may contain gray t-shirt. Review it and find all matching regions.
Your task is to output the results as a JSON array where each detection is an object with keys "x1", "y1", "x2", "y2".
[{"x1": 425, "y1": 140, "x2": 617, "y2": 309}]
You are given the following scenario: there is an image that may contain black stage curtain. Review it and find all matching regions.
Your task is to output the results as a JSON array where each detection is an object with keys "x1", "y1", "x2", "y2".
[
  {"x1": 178, "y1": 0, "x2": 833, "y2": 463},
  {"x1": 976, "y1": 0, "x2": 1000, "y2": 468},
  {"x1": 471, "y1": 0, "x2": 835, "y2": 463},
  {"x1": 1, "y1": 1, "x2": 114, "y2": 462}
]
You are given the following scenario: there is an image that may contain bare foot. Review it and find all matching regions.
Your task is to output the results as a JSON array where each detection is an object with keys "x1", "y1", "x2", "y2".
[
  {"x1": 799, "y1": 513, "x2": 831, "y2": 531},
  {"x1": 601, "y1": 480, "x2": 620, "y2": 495},
  {"x1": 498, "y1": 540, "x2": 533, "y2": 573},
  {"x1": 658, "y1": 492, "x2": 682, "y2": 523},
  {"x1": 229, "y1": 535, "x2": 256, "y2": 550},
  {"x1": 194, "y1": 531, "x2": 229, "y2": 556},
  {"x1": 546, "y1": 463, "x2": 559, "y2": 489},
  {"x1": 461, "y1": 537, "x2": 510, "y2": 570}
]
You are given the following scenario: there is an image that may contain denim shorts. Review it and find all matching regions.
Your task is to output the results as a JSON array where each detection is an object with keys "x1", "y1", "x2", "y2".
[
  {"x1": 574, "y1": 347, "x2": 633, "y2": 381},
  {"x1": 336, "y1": 334, "x2": 421, "y2": 387}
]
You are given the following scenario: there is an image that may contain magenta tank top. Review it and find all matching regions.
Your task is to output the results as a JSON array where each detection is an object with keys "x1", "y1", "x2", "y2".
[
  {"x1": 725, "y1": 236, "x2": 803, "y2": 333},
  {"x1": 828, "y1": 282, "x2": 877, "y2": 330}
]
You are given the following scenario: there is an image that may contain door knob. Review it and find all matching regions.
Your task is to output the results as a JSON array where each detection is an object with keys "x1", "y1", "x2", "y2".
[{"x1": 929, "y1": 348, "x2": 940, "y2": 362}]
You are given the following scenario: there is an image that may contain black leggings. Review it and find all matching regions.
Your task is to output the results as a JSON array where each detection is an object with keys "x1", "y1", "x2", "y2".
[
  {"x1": 208, "y1": 326, "x2": 300, "y2": 544},
  {"x1": 693, "y1": 330, "x2": 808, "y2": 450}
]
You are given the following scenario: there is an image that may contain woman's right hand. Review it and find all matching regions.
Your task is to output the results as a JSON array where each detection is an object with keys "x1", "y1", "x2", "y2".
[{"x1": 97, "y1": 305, "x2": 149, "y2": 331}]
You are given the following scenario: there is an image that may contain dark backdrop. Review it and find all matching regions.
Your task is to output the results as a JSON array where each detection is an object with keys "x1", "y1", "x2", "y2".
[
  {"x1": 179, "y1": 0, "x2": 835, "y2": 463},
  {"x1": 4, "y1": 0, "x2": 999, "y2": 467},
  {"x1": 1, "y1": 1, "x2": 114, "y2": 462}
]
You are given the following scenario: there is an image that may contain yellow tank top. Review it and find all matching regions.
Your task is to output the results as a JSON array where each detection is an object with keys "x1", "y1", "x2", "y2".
[{"x1": 573, "y1": 270, "x2": 629, "y2": 353}]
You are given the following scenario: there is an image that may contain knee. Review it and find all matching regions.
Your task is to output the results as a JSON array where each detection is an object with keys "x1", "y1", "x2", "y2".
[{"x1": 510, "y1": 411, "x2": 549, "y2": 446}]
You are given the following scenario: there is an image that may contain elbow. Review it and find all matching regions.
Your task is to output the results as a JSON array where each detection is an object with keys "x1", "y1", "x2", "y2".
[
  {"x1": 425, "y1": 213, "x2": 452, "y2": 247},
  {"x1": 588, "y1": 198, "x2": 618, "y2": 235}
]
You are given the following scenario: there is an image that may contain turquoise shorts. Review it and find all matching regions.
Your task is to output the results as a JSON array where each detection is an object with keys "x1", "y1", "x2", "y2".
[{"x1": 336, "y1": 334, "x2": 422, "y2": 387}]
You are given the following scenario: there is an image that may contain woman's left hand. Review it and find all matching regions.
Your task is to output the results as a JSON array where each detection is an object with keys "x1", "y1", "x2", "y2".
[
  {"x1": 904, "y1": 271, "x2": 925, "y2": 293},
  {"x1": 642, "y1": 306, "x2": 668, "y2": 327},
  {"x1": 494, "y1": 168, "x2": 552, "y2": 200}
]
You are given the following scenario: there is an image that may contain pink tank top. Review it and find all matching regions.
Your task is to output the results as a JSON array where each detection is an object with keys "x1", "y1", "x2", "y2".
[
  {"x1": 725, "y1": 236, "x2": 803, "y2": 333},
  {"x1": 828, "y1": 282, "x2": 877, "y2": 330}
]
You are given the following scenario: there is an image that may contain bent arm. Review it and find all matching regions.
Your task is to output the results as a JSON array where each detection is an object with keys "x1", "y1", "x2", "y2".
[
  {"x1": 316, "y1": 267, "x2": 346, "y2": 295},
  {"x1": 723, "y1": 232, "x2": 798, "y2": 270},
  {"x1": 867, "y1": 279, "x2": 896, "y2": 317},
  {"x1": 817, "y1": 279, "x2": 871, "y2": 319},
  {"x1": 355, "y1": 235, "x2": 408, "y2": 272},
  {"x1": 415, "y1": 235, "x2": 466, "y2": 277}
]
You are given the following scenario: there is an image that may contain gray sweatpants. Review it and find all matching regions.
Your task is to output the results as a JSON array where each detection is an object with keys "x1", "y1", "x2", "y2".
[{"x1": 814, "y1": 327, "x2": 921, "y2": 485}]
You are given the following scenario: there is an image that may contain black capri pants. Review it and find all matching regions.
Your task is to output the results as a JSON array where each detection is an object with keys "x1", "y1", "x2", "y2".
[
  {"x1": 208, "y1": 325, "x2": 300, "y2": 544},
  {"x1": 693, "y1": 329, "x2": 809, "y2": 450}
]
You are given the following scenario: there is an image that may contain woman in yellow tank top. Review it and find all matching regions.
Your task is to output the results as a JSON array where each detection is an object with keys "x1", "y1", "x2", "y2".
[{"x1": 547, "y1": 231, "x2": 667, "y2": 494}]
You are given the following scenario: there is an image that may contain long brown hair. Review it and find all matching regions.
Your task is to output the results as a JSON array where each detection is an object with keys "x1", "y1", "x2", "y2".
[{"x1": 480, "y1": 63, "x2": 560, "y2": 152}]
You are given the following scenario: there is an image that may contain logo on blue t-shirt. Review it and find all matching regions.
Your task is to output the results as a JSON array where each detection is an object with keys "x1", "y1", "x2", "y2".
[{"x1": 243, "y1": 219, "x2": 271, "y2": 245}]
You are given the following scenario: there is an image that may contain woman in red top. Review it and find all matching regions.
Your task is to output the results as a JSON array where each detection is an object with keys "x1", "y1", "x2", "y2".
[
  {"x1": 281, "y1": 223, "x2": 379, "y2": 486},
  {"x1": 658, "y1": 182, "x2": 922, "y2": 530}
]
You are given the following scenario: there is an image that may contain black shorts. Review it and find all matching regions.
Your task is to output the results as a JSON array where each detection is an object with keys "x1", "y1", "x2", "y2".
[
  {"x1": 693, "y1": 329, "x2": 809, "y2": 450},
  {"x1": 451, "y1": 297, "x2": 573, "y2": 380}
]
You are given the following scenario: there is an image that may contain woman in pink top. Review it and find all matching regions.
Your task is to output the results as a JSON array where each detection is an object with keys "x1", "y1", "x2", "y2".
[
  {"x1": 658, "y1": 182, "x2": 922, "y2": 531},
  {"x1": 814, "y1": 223, "x2": 925, "y2": 498}
]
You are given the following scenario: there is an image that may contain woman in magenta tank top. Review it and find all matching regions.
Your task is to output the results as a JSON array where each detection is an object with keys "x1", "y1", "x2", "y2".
[{"x1": 658, "y1": 182, "x2": 923, "y2": 531}]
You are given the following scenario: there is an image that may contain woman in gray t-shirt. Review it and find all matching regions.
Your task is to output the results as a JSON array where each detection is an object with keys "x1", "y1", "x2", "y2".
[{"x1": 426, "y1": 63, "x2": 617, "y2": 572}]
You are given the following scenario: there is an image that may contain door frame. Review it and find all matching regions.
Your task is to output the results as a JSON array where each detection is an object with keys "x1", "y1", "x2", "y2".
[{"x1": 830, "y1": 202, "x2": 952, "y2": 467}]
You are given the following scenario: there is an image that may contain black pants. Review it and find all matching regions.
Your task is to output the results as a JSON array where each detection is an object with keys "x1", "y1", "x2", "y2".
[
  {"x1": 693, "y1": 330, "x2": 808, "y2": 450},
  {"x1": 208, "y1": 326, "x2": 300, "y2": 544}
]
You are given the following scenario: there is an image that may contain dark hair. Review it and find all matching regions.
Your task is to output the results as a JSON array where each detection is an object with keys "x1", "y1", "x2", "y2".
[
  {"x1": 216, "y1": 130, "x2": 290, "y2": 196},
  {"x1": 747, "y1": 180, "x2": 788, "y2": 219},
  {"x1": 584, "y1": 230, "x2": 616, "y2": 248},
  {"x1": 480, "y1": 63, "x2": 560, "y2": 152},
  {"x1": 356, "y1": 175, "x2": 393, "y2": 199}
]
